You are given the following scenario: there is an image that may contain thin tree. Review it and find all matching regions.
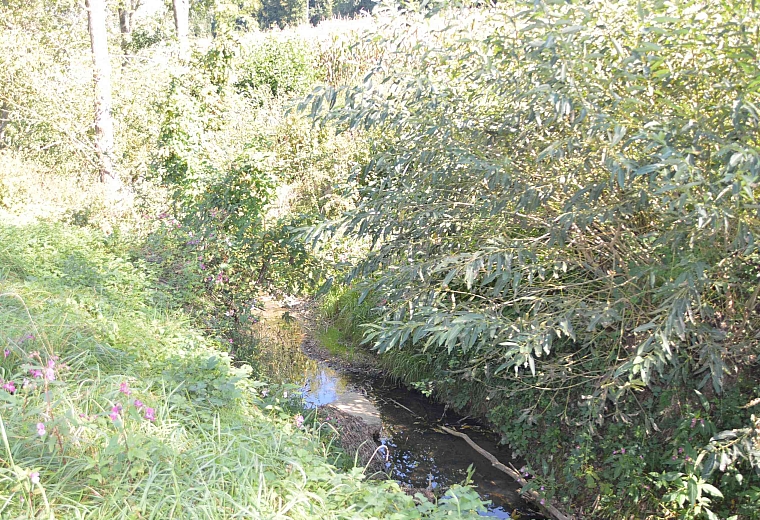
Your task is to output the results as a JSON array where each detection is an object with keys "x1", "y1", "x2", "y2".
[
  {"x1": 172, "y1": 0, "x2": 189, "y2": 60},
  {"x1": 118, "y1": 0, "x2": 142, "y2": 63},
  {"x1": 0, "y1": 102, "x2": 9, "y2": 147},
  {"x1": 86, "y1": 0, "x2": 120, "y2": 194}
]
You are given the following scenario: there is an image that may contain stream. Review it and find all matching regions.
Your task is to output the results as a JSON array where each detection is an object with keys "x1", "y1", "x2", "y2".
[{"x1": 248, "y1": 300, "x2": 544, "y2": 519}]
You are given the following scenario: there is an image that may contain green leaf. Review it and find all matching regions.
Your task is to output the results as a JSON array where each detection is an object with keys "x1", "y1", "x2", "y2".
[
  {"x1": 701, "y1": 483, "x2": 723, "y2": 498},
  {"x1": 687, "y1": 477, "x2": 698, "y2": 506}
]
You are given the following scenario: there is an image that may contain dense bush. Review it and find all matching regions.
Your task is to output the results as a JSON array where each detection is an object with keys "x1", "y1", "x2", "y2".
[
  {"x1": 333, "y1": 0, "x2": 375, "y2": 17},
  {"x1": 236, "y1": 36, "x2": 317, "y2": 98},
  {"x1": 259, "y1": 0, "x2": 307, "y2": 28},
  {"x1": 310, "y1": 0, "x2": 335, "y2": 25},
  {"x1": 307, "y1": 1, "x2": 760, "y2": 517}
]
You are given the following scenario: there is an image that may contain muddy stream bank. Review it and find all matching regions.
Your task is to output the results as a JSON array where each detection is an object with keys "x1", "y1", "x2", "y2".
[{"x1": 248, "y1": 298, "x2": 544, "y2": 519}]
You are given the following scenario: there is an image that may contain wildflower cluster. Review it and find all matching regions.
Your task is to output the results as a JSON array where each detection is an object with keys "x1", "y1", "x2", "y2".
[{"x1": 114, "y1": 382, "x2": 156, "y2": 423}]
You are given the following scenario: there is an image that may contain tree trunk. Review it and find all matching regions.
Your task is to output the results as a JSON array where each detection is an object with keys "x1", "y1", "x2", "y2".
[
  {"x1": 86, "y1": 0, "x2": 120, "y2": 194},
  {"x1": 118, "y1": 0, "x2": 141, "y2": 64},
  {"x1": 0, "y1": 102, "x2": 10, "y2": 148},
  {"x1": 172, "y1": 0, "x2": 189, "y2": 61}
]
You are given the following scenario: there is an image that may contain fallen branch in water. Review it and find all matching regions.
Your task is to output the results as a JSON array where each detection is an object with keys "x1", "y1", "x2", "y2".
[
  {"x1": 439, "y1": 425, "x2": 572, "y2": 520},
  {"x1": 387, "y1": 398, "x2": 420, "y2": 418}
]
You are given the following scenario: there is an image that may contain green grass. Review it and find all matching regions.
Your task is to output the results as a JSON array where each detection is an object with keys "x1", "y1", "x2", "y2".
[
  {"x1": 317, "y1": 326, "x2": 345, "y2": 354},
  {"x1": 0, "y1": 222, "x2": 485, "y2": 519},
  {"x1": 316, "y1": 325, "x2": 363, "y2": 360},
  {"x1": 318, "y1": 286, "x2": 377, "y2": 346}
]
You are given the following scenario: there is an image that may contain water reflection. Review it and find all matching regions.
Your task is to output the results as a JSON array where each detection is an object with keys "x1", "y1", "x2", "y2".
[{"x1": 247, "y1": 307, "x2": 543, "y2": 519}]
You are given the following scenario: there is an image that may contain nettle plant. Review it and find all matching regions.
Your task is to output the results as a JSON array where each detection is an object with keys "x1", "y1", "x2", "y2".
[{"x1": 304, "y1": 0, "x2": 760, "y2": 516}]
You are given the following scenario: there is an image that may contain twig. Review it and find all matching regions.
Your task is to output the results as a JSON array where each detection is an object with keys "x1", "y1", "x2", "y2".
[
  {"x1": 439, "y1": 425, "x2": 572, "y2": 520},
  {"x1": 387, "y1": 397, "x2": 419, "y2": 418}
]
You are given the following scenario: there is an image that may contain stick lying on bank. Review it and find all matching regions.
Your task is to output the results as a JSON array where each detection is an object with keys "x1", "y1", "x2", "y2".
[{"x1": 439, "y1": 426, "x2": 572, "y2": 520}]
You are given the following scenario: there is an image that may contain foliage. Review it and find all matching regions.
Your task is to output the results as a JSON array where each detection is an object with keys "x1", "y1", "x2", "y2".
[
  {"x1": 151, "y1": 33, "x2": 356, "y2": 335},
  {"x1": 259, "y1": 0, "x2": 307, "y2": 28},
  {"x1": 333, "y1": 0, "x2": 375, "y2": 17},
  {"x1": 0, "y1": 221, "x2": 487, "y2": 518},
  {"x1": 305, "y1": 0, "x2": 760, "y2": 517},
  {"x1": 320, "y1": 285, "x2": 380, "y2": 345},
  {"x1": 315, "y1": 27, "x2": 383, "y2": 88},
  {"x1": 236, "y1": 35, "x2": 318, "y2": 98},
  {"x1": 310, "y1": 0, "x2": 334, "y2": 25},
  {"x1": 123, "y1": 24, "x2": 169, "y2": 54},
  {"x1": 0, "y1": 1, "x2": 94, "y2": 179}
]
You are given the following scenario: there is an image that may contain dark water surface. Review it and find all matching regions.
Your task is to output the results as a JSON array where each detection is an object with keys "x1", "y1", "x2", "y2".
[
  {"x1": 343, "y1": 375, "x2": 543, "y2": 519},
  {"x1": 250, "y1": 309, "x2": 544, "y2": 519}
]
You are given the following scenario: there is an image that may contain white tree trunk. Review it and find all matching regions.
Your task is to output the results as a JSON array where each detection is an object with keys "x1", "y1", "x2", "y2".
[
  {"x1": 172, "y1": 0, "x2": 189, "y2": 61},
  {"x1": 86, "y1": 0, "x2": 120, "y2": 194}
]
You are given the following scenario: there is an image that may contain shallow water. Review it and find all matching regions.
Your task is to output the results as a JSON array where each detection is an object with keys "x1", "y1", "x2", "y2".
[{"x1": 249, "y1": 307, "x2": 543, "y2": 519}]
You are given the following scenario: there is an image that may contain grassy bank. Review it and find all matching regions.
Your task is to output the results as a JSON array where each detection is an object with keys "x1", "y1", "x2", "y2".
[{"x1": 0, "y1": 222, "x2": 485, "y2": 518}]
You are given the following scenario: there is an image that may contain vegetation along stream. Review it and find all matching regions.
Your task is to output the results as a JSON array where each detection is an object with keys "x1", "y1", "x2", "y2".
[
  {"x1": 3, "y1": 0, "x2": 760, "y2": 517},
  {"x1": 248, "y1": 299, "x2": 544, "y2": 519}
]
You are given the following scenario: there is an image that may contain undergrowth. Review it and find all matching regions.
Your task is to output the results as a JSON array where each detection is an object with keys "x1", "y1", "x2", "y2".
[{"x1": 0, "y1": 222, "x2": 485, "y2": 518}]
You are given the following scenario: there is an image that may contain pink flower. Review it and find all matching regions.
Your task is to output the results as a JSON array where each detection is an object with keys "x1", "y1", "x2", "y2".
[
  {"x1": 144, "y1": 407, "x2": 156, "y2": 422},
  {"x1": 3, "y1": 349, "x2": 9, "y2": 358},
  {"x1": 109, "y1": 404, "x2": 122, "y2": 421},
  {"x1": 294, "y1": 414, "x2": 304, "y2": 428},
  {"x1": 133, "y1": 399, "x2": 144, "y2": 409},
  {"x1": 30, "y1": 472, "x2": 40, "y2": 485},
  {"x1": 30, "y1": 369, "x2": 43, "y2": 379},
  {"x1": 2, "y1": 381, "x2": 15, "y2": 393},
  {"x1": 36, "y1": 422, "x2": 46, "y2": 436},
  {"x1": 119, "y1": 382, "x2": 131, "y2": 396},
  {"x1": 44, "y1": 362, "x2": 55, "y2": 381}
]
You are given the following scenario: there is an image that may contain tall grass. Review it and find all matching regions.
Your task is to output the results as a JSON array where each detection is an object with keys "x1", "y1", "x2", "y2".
[{"x1": 0, "y1": 222, "x2": 485, "y2": 518}]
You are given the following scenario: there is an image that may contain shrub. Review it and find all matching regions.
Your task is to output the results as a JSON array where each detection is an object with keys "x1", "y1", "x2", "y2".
[
  {"x1": 310, "y1": 0, "x2": 334, "y2": 25},
  {"x1": 305, "y1": 1, "x2": 760, "y2": 517},
  {"x1": 333, "y1": 0, "x2": 375, "y2": 17},
  {"x1": 259, "y1": 0, "x2": 307, "y2": 29},
  {"x1": 236, "y1": 36, "x2": 317, "y2": 98}
]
